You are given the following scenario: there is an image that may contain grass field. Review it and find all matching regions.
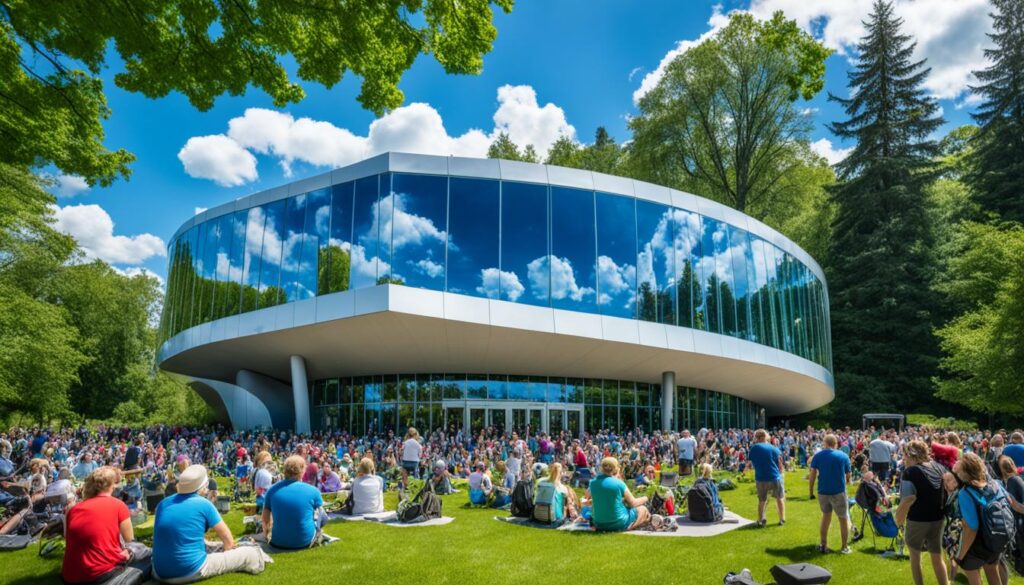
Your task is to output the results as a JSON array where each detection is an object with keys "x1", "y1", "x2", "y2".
[{"x1": 6, "y1": 469, "x2": 1023, "y2": 585}]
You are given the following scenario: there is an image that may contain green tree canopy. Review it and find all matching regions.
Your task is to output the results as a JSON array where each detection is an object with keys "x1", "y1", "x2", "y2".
[
  {"x1": 486, "y1": 132, "x2": 538, "y2": 162},
  {"x1": 628, "y1": 10, "x2": 830, "y2": 214},
  {"x1": 1, "y1": 0, "x2": 514, "y2": 185},
  {"x1": 934, "y1": 222, "x2": 1024, "y2": 415}
]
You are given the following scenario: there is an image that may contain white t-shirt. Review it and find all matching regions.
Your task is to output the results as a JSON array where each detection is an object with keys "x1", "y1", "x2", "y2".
[
  {"x1": 402, "y1": 438, "x2": 422, "y2": 463},
  {"x1": 677, "y1": 437, "x2": 697, "y2": 460},
  {"x1": 352, "y1": 475, "x2": 385, "y2": 515},
  {"x1": 254, "y1": 468, "x2": 273, "y2": 492},
  {"x1": 505, "y1": 456, "x2": 521, "y2": 480}
]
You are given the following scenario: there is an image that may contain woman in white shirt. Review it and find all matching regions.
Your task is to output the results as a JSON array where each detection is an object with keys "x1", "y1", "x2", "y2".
[
  {"x1": 350, "y1": 458, "x2": 385, "y2": 515},
  {"x1": 401, "y1": 428, "x2": 423, "y2": 491}
]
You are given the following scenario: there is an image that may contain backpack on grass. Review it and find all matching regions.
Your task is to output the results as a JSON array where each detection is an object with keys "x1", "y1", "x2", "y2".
[
  {"x1": 510, "y1": 480, "x2": 535, "y2": 519},
  {"x1": 687, "y1": 480, "x2": 723, "y2": 523},
  {"x1": 399, "y1": 482, "x2": 442, "y2": 523}
]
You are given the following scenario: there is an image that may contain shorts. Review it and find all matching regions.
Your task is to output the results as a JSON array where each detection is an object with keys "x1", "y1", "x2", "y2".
[
  {"x1": 402, "y1": 461, "x2": 418, "y2": 473},
  {"x1": 594, "y1": 507, "x2": 638, "y2": 532},
  {"x1": 871, "y1": 462, "x2": 891, "y2": 480},
  {"x1": 905, "y1": 519, "x2": 943, "y2": 552},
  {"x1": 817, "y1": 493, "x2": 849, "y2": 518},
  {"x1": 756, "y1": 480, "x2": 785, "y2": 501},
  {"x1": 959, "y1": 547, "x2": 1002, "y2": 571},
  {"x1": 680, "y1": 459, "x2": 693, "y2": 475}
]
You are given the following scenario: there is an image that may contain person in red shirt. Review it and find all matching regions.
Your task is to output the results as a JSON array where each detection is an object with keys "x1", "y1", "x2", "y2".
[
  {"x1": 929, "y1": 433, "x2": 960, "y2": 471},
  {"x1": 62, "y1": 466, "x2": 148, "y2": 584}
]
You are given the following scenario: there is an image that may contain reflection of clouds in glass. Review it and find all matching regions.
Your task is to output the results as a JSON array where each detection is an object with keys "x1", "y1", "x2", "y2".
[
  {"x1": 415, "y1": 259, "x2": 444, "y2": 279},
  {"x1": 527, "y1": 255, "x2": 593, "y2": 302},
  {"x1": 350, "y1": 242, "x2": 388, "y2": 279},
  {"x1": 314, "y1": 204, "x2": 330, "y2": 236},
  {"x1": 368, "y1": 192, "x2": 449, "y2": 251},
  {"x1": 477, "y1": 267, "x2": 524, "y2": 301},
  {"x1": 597, "y1": 255, "x2": 636, "y2": 307},
  {"x1": 672, "y1": 209, "x2": 702, "y2": 279},
  {"x1": 749, "y1": 237, "x2": 770, "y2": 287},
  {"x1": 637, "y1": 243, "x2": 656, "y2": 291}
]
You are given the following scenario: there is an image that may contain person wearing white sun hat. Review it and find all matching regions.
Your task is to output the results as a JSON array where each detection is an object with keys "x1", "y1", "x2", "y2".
[{"x1": 152, "y1": 464, "x2": 269, "y2": 583}]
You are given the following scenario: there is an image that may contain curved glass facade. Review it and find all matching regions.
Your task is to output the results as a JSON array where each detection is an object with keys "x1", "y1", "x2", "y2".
[
  {"x1": 309, "y1": 374, "x2": 760, "y2": 436},
  {"x1": 159, "y1": 172, "x2": 832, "y2": 371}
]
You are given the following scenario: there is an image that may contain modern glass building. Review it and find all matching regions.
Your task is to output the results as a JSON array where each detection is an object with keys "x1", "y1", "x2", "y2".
[{"x1": 157, "y1": 153, "x2": 834, "y2": 435}]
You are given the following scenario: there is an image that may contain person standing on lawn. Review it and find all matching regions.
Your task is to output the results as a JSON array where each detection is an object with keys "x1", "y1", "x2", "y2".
[
  {"x1": 808, "y1": 434, "x2": 852, "y2": 554},
  {"x1": 894, "y1": 440, "x2": 948, "y2": 585},
  {"x1": 675, "y1": 430, "x2": 697, "y2": 477},
  {"x1": 749, "y1": 429, "x2": 785, "y2": 527}
]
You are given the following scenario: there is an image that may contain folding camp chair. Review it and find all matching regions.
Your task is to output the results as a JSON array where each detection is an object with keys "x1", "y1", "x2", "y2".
[
  {"x1": 659, "y1": 472, "x2": 679, "y2": 488},
  {"x1": 850, "y1": 484, "x2": 904, "y2": 557},
  {"x1": 572, "y1": 467, "x2": 593, "y2": 489},
  {"x1": 233, "y1": 464, "x2": 252, "y2": 501}
]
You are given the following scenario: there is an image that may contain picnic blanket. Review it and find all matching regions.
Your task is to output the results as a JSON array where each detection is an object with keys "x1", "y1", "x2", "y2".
[
  {"x1": 494, "y1": 510, "x2": 752, "y2": 537},
  {"x1": 328, "y1": 510, "x2": 454, "y2": 527}
]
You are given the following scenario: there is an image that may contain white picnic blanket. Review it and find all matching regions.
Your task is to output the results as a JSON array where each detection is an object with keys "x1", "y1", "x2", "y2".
[
  {"x1": 328, "y1": 510, "x2": 454, "y2": 527},
  {"x1": 494, "y1": 510, "x2": 752, "y2": 537}
]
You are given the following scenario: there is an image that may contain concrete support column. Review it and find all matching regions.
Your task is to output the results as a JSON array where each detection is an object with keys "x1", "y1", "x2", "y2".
[
  {"x1": 661, "y1": 371, "x2": 675, "y2": 431},
  {"x1": 290, "y1": 355, "x2": 311, "y2": 435}
]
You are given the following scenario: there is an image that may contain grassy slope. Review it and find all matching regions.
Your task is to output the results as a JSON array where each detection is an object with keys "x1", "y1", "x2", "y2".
[{"x1": 6, "y1": 470, "x2": 1023, "y2": 585}]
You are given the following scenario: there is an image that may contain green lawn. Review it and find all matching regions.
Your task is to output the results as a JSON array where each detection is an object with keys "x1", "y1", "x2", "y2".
[{"x1": 7, "y1": 470, "x2": 1022, "y2": 585}]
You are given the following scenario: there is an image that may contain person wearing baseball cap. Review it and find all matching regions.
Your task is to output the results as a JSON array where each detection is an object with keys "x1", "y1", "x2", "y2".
[{"x1": 152, "y1": 465, "x2": 268, "y2": 582}]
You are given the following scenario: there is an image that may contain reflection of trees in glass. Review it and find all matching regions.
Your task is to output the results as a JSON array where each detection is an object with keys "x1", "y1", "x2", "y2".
[
  {"x1": 376, "y1": 275, "x2": 405, "y2": 285},
  {"x1": 705, "y1": 273, "x2": 723, "y2": 333},
  {"x1": 677, "y1": 260, "x2": 703, "y2": 330},
  {"x1": 259, "y1": 286, "x2": 286, "y2": 308},
  {"x1": 638, "y1": 281, "x2": 658, "y2": 322},
  {"x1": 318, "y1": 245, "x2": 350, "y2": 294}
]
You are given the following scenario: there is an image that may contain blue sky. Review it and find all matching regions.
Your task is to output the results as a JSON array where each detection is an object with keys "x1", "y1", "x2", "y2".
[{"x1": 48, "y1": 0, "x2": 992, "y2": 283}]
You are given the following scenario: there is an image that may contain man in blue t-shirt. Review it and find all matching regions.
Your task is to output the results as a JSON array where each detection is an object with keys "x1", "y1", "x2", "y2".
[
  {"x1": 808, "y1": 434, "x2": 852, "y2": 554},
  {"x1": 1004, "y1": 432, "x2": 1024, "y2": 468},
  {"x1": 749, "y1": 429, "x2": 785, "y2": 527},
  {"x1": 153, "y1": 464, "x2": 266, "y2": 581},
  {"x1": 675, "y1": 430, "x2": 698, "y2": 476},
  {"x1": 262, "y1": 455, "x2": 326, "y2": 549}
]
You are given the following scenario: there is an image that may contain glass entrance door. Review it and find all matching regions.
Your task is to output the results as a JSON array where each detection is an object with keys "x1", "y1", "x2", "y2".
[
  {"x1": 511, "y1": 409, "x2": 527, "y2": 435},
  {"x1": 567, "y1": 410, "x2": 581, "y2": 437},
  {"x1": 488, "y1": 409, "x2": 506, "y2": 434},
  {"x1": 548, "y1": 409, "x2": 564, "y2": 436},
  {"x1": 529, "y1": 409, "x2": 543, "y2": 435},
  {"x1": 444, "y1": 407, "x2": 464, "y2": 434},
  {"x1": 470, "y1": 408, "x2": 485, "y2": 434}
]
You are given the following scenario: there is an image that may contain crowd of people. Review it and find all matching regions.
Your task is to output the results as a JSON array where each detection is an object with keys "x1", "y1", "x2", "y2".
[{"x1": 1, "y1": 422, "x2": 1022, "y2": 584}]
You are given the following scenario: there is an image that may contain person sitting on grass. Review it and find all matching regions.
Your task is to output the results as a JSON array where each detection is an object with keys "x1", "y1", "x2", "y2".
[
  {"x1": 253, "y1": 452, "x2": 275, "y2": 513},
  {"x1": 152, "y1": 464, "x2": 267, "y2": 583},
  {"x1": 533, "y1": 462, "x2": 576, "y2": 525},
  {"x1": 634, "y1": 464, "x2": 656, "y2": 487},
  {"x1": 62, "y1": 466, "x2": 151, "y2": 584},
  {"x1": 318, "y1": 462, "x2": 344, "y2": 494},
  {"x1": 262, "y1": 455, "x2": 327, "y2": 549},
  {"x1": 427, "y1": 460, "x2": 456, "y2": 496},
  {"x1": 590, "y1": 457, "x2": 650, "y2": 532},
  {"x1": 349, "y1": 458, "x2": 385, "y2": 516},
  {"x1": 491, "y1": 460, "x2": 513, "y2": 508},
  {"x1": 468, "y1": 461, "x2": 493, "y2": 505}
]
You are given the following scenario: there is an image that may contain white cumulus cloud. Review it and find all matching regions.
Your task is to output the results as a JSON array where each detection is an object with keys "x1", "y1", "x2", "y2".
[
  {"x1": 114, "y1": 266, "x2": 165, "y2": 286},
  {"x1": 415, "y1": 259, "x2": 444, "y2": 279},
  {"x1": 178, "y1": 135, "x2": 258, "y2": 187},
  {"x1": 180, "y1": 85, "x2": 576, "y2": 186},
  {"x1": 810, "y1": 138, "x2": 854, "y2": 165},
  {"x1": 528, "y1": 255, "x2": 594, "y2": 302},
  {"x1": 477, "y1": 267, "x2": 525, "y2": 302},
  {"x1": 635, "y1": 1, "x2": 992, "y2": 104},
  {"x1": 44, "y1": 174, "x2": 90, "y2": 198},
  {"x1": 52, "y1": 204, "x2": 166, "y2": 265}
]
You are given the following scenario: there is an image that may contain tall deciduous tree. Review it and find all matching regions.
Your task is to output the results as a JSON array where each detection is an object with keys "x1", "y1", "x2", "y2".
[
  {"x1": 969, "y1": 0, "x2": 1024, "y2": 223},
  {"x1": 826, "y1": 0, "x2": 944, "y2": 423},
  {"x1": 934, "y1": 222, "x2": 1024, "y2": 415},
  {"x1": 486, "y1": 132, "x2": 538, "y2": 162},
  {"x1": 629, "y1": 11, "x2": 830, "y2": 215},
  {"x1": 1, "y1": 0, "x2": 514, "y2": 185}
]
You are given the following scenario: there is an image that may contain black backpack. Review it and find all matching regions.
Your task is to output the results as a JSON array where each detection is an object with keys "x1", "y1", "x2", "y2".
[
  {"x1": 967, "y1": 485, "x2": 1016, "y2": 555},
  {"x1": 399, "y1": 482, "x2": 442, "y2": 523},
  {"x1": 510, "y1": 479, "x2": 535, "y2": 519},
  {"x1": 687, "y1": 480, "x2": 722, "y2": 523}
]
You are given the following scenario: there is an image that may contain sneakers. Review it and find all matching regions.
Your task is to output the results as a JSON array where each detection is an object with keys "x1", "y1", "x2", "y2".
[
  {"x1": 815, "y1": 544, "x2": 830, "y2": 553},
  {"x1": 779, "y1": 519, "x2": 786, "y2": 526},
  {"x1": 838, "y1": 547, "x2": 852, "y2": 554},
  {"x1": 757, "y1": 518, "x2": 767, "y2": 528}
]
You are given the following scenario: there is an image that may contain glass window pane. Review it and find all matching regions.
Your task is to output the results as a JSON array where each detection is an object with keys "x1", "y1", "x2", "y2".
[
  {"x1": 280, "y1": 194, "x2": 308, "y2": 303},
  {"x1": 323, "y1": 182, "x2": 353, "y2": 294},
  {"x1": 389, "y1": 173, "x2": 448, "y2": 290},
  {"x1": 197, "y1": 221, "x2": 216, "y2": 325},
  {"x1": 163, "y1": 237, "x2": 181, "y2": 337},
  {"x1": 595, "y1": 192, "x2": 637, "y2": 319},
  {"x1": 550, "y1": 186, "x2": 596, "y2": 313},
  {"x1": 500, "y1": 181, "x2": 549, "y2": 306},
  {"x1": 447, "y1": 177, "x2": 499, "y2": 298},
  {"x1": 184, "y1": 226, "x2": 199, "y2": 329},
  {"x1": 467, "y1": 374, "x2": 488, "y2": 400},
  {"x1": 351, "y1": 174, "x2": 382, "y2": 289},
  {"x1": 636, "y1": 200, "x2": 675, "y2": 324},
  {"x1": 241, "y1": 206, "x2": 265, "y2": 314},
  {"x1": 700, "y1": 217, "x2": 727, "y2": 334},
  {"x1": 488, "y1": 374, "x2": 507, "y2": 400},
  {"x1": 728, "y1": 226, "x2": 752, "y2": 340},
  {"x1": 507, "y1": 375, "x2": 529, "y2": 400},
  {"x1": 675, "y1": 209, "x2": 704, "y2": 330},
  {"x1": 258, "y1": 199, "x2": 287, "y2": 309},
  {"x1": 529, "y1": 376, "x2": 547, "y2": 401}
]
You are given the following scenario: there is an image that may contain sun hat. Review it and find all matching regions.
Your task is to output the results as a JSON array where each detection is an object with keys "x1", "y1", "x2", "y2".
[{"x1": 177, "y1": 464, "x2": 209, "y2": 494}]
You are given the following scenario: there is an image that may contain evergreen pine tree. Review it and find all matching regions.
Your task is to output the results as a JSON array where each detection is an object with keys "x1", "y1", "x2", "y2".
[
  {"x1": 970, "y1": 0, "x2": 1024, "y2": 223},
  {"x1": 825, "y1": 1, "x2": 944, "y2": 423}
]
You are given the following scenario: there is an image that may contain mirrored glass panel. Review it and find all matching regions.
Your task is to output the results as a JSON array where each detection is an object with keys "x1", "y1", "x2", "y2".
[
  {"x1": 500, "y1": 181, "x2": 549, "y2": 306},
  {"x1": 447, "y1": 177, "x2": 499, "y2": 298},
  {"x1": 595, "y1": 192, "x2": 637, "y2": 319},
  {"x1": 352, "y1": 175, "x2": 383, "y2": 289},
  {"x1": 550, "y1": 186, "x2": 596, "y2": 313},
  {"x1": 257, "y1": 199, "x2": 287, "y2": 308},
  {"x1": 241, "y1": 206, "x2": 265, "y2": 314},
  {"x1": 674, "y1": 209, "x2": 704, "y2": 330},
  {"x1": 636, "y1": 200, "x2": 675, "y2": 324},
  {"x1": 323, "y1": 182, "x2": 353, "y2": 294},
  {"x1": 389, "y1": 173, "x2": 448, "y2": 290}
]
